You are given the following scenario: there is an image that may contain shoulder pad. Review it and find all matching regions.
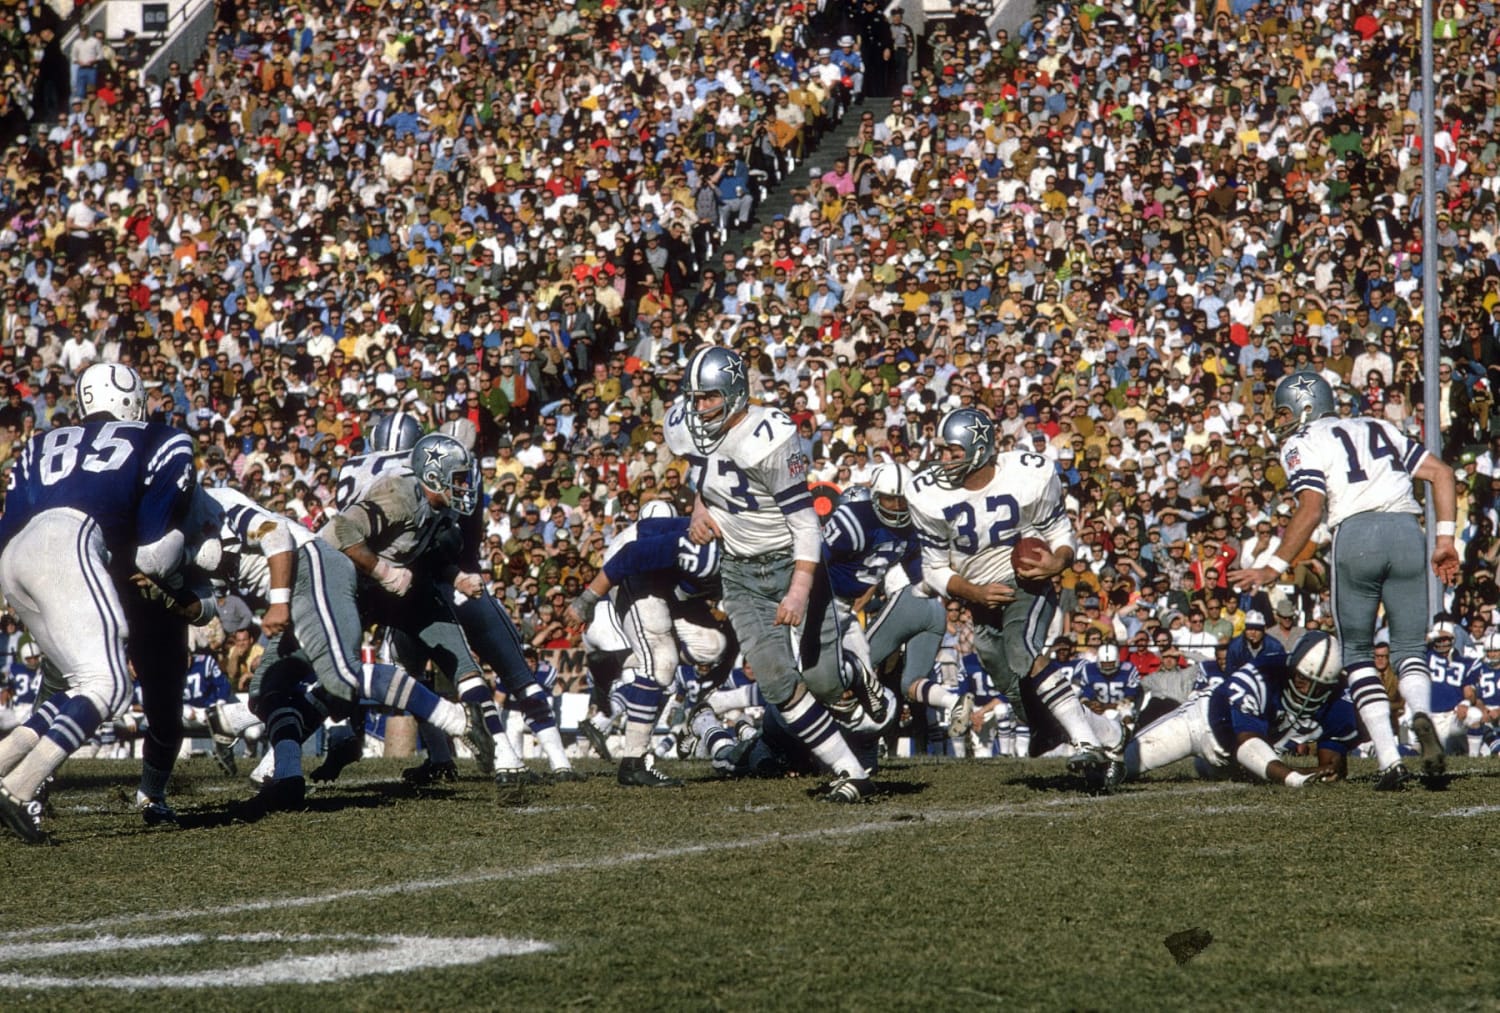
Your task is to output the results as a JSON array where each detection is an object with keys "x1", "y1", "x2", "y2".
[{"x1": 725, "y1": 405, "x2": 796, "y2": 467}]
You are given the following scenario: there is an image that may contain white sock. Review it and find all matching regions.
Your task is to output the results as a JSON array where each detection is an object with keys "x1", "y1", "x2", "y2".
[
  {"x1": 1398, "y1": 669, "x2": 1433, "y2": 719},
  {"x1": 0, "y1": 727, "x2": 40, "y2": 776},
  {"x1": 3, "y1": 737, "x2": 69, "y2": 801},
  {"x1": 491, "y1": 726, "x2": 525, "y2": 771},
  {"x1": 534, "y1": 725, "x2": 571, "y2": 771},
  {"x1": 913, "y1": 679, "x2": 957, "y2": 711},
  {"x1": 709, "y1": 685, "x2": 757, "y2": 712},
  {"x1": 430, "y1": 698, "x2": 468, "y2": 738}
]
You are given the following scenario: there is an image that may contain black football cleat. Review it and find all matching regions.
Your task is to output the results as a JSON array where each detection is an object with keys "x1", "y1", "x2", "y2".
[
  {"x1": 0, "y1": 786, "x2": 50, "y2": 845},
  {"x1": 617, "y1": 756, "x2": 682, "y2": 788},
  {"x1": 402, "y1": 758, "x2": 460, "y2": 786}
]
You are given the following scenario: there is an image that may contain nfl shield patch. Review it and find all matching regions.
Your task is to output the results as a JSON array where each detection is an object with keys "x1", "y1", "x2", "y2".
[
  {"x1": 787, "y1": 453, "x2": 810, "y2": 480},
  {"x1": 1284, "y1": 446, "x2": 1300, "y2": 470}
]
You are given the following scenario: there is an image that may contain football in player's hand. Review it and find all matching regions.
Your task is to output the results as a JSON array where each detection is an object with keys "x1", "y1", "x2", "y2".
[{"x1": 1014, "y1": 537, "x2": 1050, "y2": 570}]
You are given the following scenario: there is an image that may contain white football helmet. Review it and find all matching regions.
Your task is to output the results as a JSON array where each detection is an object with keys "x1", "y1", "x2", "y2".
[
  {"x1": 868, "y1": 462, "x2": 911, "y2": 528},
  {"x1": 640, "y1": 499, "x2": 676, "y2": 520},
  {"x1": 1097, "y1": 643, "x2": 1120, "y2": 675},
  {"x1": 17, "y1": 640, "x2": 41, "y2": 665},
  {"x1": 1283, "y1": 631, "x2": 1343, "y2": 721},
  {"x1": 76, "y1": 362, "x2": 145, "y2": 422},
  {"x1": 1428, "y1": 621, "x2": 1457, "y2": 650},
  {"x1": 1485, "y1": 631, "x2": 1500, "y2": 665}
]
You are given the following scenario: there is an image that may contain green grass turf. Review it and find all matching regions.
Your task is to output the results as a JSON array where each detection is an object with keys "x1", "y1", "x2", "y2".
[{"x1": 3, "y1": 755, "x2": 1499, "y2": 1011}]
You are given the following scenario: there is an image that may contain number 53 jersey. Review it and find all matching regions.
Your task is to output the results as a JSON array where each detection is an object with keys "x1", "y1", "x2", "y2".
[
  {"x1": 908, "y1": 450, "x2": 1074, "y2": 587},
  {"x1": 1281, "y1": 416, "x2": 1426, "y2": 530},
  {"x1": 0, "y1": 420, "x2": 195, "y2": 563}
]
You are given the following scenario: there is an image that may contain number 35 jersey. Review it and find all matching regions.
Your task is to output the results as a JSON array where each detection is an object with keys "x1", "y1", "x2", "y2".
[
  {"x1": 664, "y1": 398, "x2": 820, "y2": 562},
  {"x1": 908, "y1": 450, "x2": 1074, "y2": 587},
  {"x1": 0, "y1": 420, "x2": 196, "y2": 563},
  {"x1": 1281, "y1": 417, "x2": 1426, "y2": 530}
]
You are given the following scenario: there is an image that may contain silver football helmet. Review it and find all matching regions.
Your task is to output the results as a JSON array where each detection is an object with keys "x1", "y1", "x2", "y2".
[
  {"x1": 412, "y1": 433, "x2": 477, "y2": 514},
  {"x1": 930, "y1": 408, "x2": 997, "y2": 489},
  {"x1": 76, "y1": 362, "x2": 145, "y2": 422},
  {"x1": 439, "y1": 417, "x2": 478, "y2": 452},
  {"x1": 1282, "y1": 631, "x2": 1343, "y2": 721},
  {"x1": 868, "y1": 462, "x2": 911, "y2": 528},
  {"x1": 371, "y1": 411, "x2": 424, "y2": 453},
  {"x1": 1272, "y1": 371, "x2": 1336, "y2": 438},
  {"x1": 680, "y1": 346, "x2": 749, "y2": 452}
]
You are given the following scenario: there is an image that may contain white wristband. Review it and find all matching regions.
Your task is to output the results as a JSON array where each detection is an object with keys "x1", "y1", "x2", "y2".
[
  {"x1": 268, "y1": 587, "x2": 292, "y2": 605},
  {"x1": 1266, "y1": 556, "x2": 1290, "y2": 575},
  {"x1": 1435, "y1": 521, "x2": 1456, "y2": 538}
]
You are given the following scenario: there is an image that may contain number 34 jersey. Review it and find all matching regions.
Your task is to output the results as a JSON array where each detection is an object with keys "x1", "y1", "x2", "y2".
[
  {"x1": 1281, "y1": 416, "x2": 1426, "y2": 530},
  {"x1": 908, "y1": 450, "x2": 1074, "y2": 588},
  {"x1": 0, "y1": 420, "x2": 195, "y2": 563}
]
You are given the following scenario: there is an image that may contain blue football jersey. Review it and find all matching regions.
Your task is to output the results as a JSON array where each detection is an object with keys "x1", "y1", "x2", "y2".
[
  {"x1": 1207, "y1": 663, "x2": 1360, "y2": 757},
  {"x1": 1472, "y1": 662, "x2": 1500, "y2": 707},
  {"x1": 1076, "y1": 660, "x2": 1142, "y2": 705},
  {"x1": 5, "y1": 661, "x2": 43, "y2": 707},
  {"x1": 1190, "y1": 659, "x2": 1229, "y2": 697},
  {"x1": 822, "y1": 499, "x2": 922, "y2": 600},
  {"x1": 534, "y1": 658, "x2": 558, "y2": 695},
  {"x1": 1428, "y1": 650, "x2": 1473, "y2": 712},
  {"x1": 602, "y1": 516, "x2": 721, "y2": 598},
  {"x1": 183, "y1": 653, "x2": 234, "y2": 708},
  {"x1": 0, "y1": 420, "x2": 195, "y2": 563}
]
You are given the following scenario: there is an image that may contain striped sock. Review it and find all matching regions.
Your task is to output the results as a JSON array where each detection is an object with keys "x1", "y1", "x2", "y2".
[
  {"x1": 1035, "y1": 670, "x2": 1098, "y2": 747},
  {"x1": 619, "y1": 677, "x2": 663, "y2": 758},
  {"x1": 1348, "y1": 665, "x2": 1402, "y2": 769},
  {"x1": 910, "y1": 678, "x2": 957, "y2": 711},
  {"x1": 780, "y1": 693, "x2": 867, "y2": 780}
]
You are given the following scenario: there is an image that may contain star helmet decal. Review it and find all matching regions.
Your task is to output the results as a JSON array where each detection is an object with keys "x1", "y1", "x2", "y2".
[
  {"x1": 1289, "y1": 374, "x2": 1319, "y2": 394},
  {"x1": 424, "y1": 444, "x2": 447, "y2": 469},
  {"x1": 719, "y1": 353, "x2": 745, "y2": 384}
]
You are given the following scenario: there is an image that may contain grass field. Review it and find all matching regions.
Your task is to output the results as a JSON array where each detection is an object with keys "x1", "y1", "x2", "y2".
[{"x1": 3, "y1": 754, "x2": 1499, "y2": 1011}]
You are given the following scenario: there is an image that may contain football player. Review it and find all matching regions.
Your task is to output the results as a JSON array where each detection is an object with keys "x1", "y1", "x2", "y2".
[
  {"x1": 190, "y1": 484, "x2": 469, "y2": 811},
  {"x1": 1468, "y1": 632, "x2": 1500, "y2": 755},
  {"x1": 2, "y1": 640, "x2": 46, "y2": 730},
  {"x1": 1231, "y1": 371, "x2": 1461, "y2": 790},
  {"x1": 1423, "y1": 622, "x2": 1474, "y2": 758},
  {"x1": 1123, "y1": 632, "x2": 1357, "y2": 787},
  {"x1": 568, "y1": 502, "x2": 733, "y2": 786},
  {"x1": 0, "y1": 363, "x2": 204, "y2": 844},
  {"x1": 823, "y1": 464, "x2": 959, "y2": 739},
  {"x1": 674, "y1": 345, "x2": 877, "y2": 802},
  {"x1": 907, "y1": 407, "x2": 1113, "y2": 787},
  {"x1": 1075, "y1": 643, "x2": 1141, "y2": 745}
]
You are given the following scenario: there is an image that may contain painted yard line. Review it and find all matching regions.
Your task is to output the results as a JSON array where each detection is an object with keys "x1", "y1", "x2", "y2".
[
  {"x1": 1434, "y1": 804, "x2": 1500, "y2": 818},
  {"x1": 0, "y1": 782, "x2": 1247, "y2": 943}
]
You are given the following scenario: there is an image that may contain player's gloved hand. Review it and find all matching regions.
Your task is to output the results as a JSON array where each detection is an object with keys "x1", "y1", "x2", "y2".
[
  {"x1": 568, "y1": 588, "x2": 601, "y2": 626},
  {"x1": 373, "y1": 559, "x2": 413, "y2": 596},
  {"x1": 774, "y1": 585, "x2": 808, "y2": 627},
  {"x1": 261, "y1": 602, "x2": 291, "y2": 637},
  {"x1": 455, "y1": 571, "x2": 485, "y2": 597}
]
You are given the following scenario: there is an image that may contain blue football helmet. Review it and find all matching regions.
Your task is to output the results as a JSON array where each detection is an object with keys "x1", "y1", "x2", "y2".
[
  {"x1": 931, "y1": 408, "x2": 997, "y2": 489},
  {"x1": 680, "y1": 346, "x2": 749, "y2": 452},
  {"x1": 1272, "y1": 371, "x2": 1336, "y2": 438},
  {"x1": 371, "y1": 411, "x2": 424, "y2": 452},
  {"x1": 868, "y1": 462, "x2": 911, "y2": 527},
  {"x1": 412, "y1": 433, "x2": 477, "y2": 514},
  {"x1": 1282, "y1": 631, "x2": 1342, "y2": 722}
]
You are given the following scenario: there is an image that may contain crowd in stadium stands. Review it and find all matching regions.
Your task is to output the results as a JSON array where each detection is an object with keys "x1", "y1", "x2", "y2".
[{"x1": 3, "y1": 0, "x2": 1500, "y2": 740}]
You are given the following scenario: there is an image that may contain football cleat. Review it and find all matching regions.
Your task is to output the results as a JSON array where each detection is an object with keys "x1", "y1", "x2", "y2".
[
  {"x1": 136, "y1": 792, "x2": 178, "y2": 827},
  {"x1": 1066, "y1": 742, "x2": 1111, "y2": 773},
  {"x1": 248, "y1": 750, "x2": 276, "y2": 788},
  {"x1": 466, "y1": 706, "x2": 496, "y2": 775},
  {"x1": 947, "y1": 692, "x2": 975, "y2": 742},
  {"x1": 617, "y1": 755, "x2": 683, "y2": 788},
  {"x1": 580, "y1": 719, "x2": 614, "y2": 761},
  {"x1": 212, "y1": 742, "x2": 238, "y2": 777},
  {"x1": 1374, "y1": 762, "x2": 1415, "y2": 792},
  {"x1": 494, "y1": 766, "x2": 544, "y2": 787},
  {"x1": 402, "y1": 759, "x2": 460, "y2": 786},
  {"x1": 548, "y1": 768, "x2": 587, "y2": 783},
  {"x1": 848, "y1": 656, "x2": 890, "y2": 727},
  {"x1": 309, "y1": 728, "x2": 364, "y2": 783},
  {"x1": 0, "y1": 786, "x2": 50, "y2": 845},
  {"x1": 818, "y1": 774, "x2": 875, "y2": 804},
  {"x1": 233, "y1": 776, "x2": 307, "y2": 821},
  {"x1": 1411, "y1": 714, "x2": 1446, "y2": 778}
]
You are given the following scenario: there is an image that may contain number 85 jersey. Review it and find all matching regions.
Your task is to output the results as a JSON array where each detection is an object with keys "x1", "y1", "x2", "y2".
[
  {"x1": 908, "y1": 450, "x2": 1074, "y2": 589},
  {"x1": 1282, "y1": 416, "x2": 1425, "y2": 530}
]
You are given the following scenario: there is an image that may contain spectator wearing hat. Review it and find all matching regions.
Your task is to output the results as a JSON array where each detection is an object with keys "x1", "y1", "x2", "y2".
[{"x1": 1224, "y1": 609, "x2": 1288, "y2": 673}]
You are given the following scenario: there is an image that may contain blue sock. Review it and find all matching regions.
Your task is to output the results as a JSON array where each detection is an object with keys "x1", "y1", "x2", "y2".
[
  {"x1": 515, "y1": 682, "x2": 556, "y2": 731},
  {"x1": 23, "y1": 697, "x2": 63, "y2": 737},
  {"x1": 267, "y1": 706, "x2": 306, "y2": 780},
  {"x1": 45, "y1": 694, "x2": 103, "y2": 753}
]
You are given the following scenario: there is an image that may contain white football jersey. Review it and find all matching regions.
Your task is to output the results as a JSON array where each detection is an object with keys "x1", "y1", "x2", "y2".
[
  {"x1": 664, "y1": 398, "x2": 820, "y2": 561},
  {"x1": 207, "y1": 486, "x2": 316, "y2": 602},
  {"x1": 334, "y1": 450, "x2": 412, "y2": 511},
  {"x1": 1281, "y1": 416, "x2": 1426, "y2": 529},
  {"x1": 909, "y1": 450, "x2": 1075, "y2": 588}
]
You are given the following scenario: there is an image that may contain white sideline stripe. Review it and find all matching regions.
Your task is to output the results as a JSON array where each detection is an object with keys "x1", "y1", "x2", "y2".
[
  {"x1": 1434, "y1": 804, "x2": 1500, "y2": 818},
  {"x1": 0, "y1": 783, "x2": 1240, "y2": 943},
  {"x1": 0, "y1": 933, "x2": 550, "y2": 990}
]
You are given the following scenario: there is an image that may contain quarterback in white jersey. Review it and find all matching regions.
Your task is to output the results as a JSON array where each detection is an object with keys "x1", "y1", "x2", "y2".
[
  {"x1": 675, "y1": 345, "x2": 877, "y2": 803},
  {"x1": 1231, "y1": 370, "x2": 1459, "y2": 792},
  {"x1": 909, "y1": 407, "x2": 1115, "y2": 786}
]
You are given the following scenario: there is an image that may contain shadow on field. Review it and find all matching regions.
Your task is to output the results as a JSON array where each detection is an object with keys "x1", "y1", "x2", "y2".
[
  {"x1": 166, "y1": 781, "x2": 459, "y2": 829},
  {"x1": 1005, "y1": 772, "x2": 1097, "y2": 793}
]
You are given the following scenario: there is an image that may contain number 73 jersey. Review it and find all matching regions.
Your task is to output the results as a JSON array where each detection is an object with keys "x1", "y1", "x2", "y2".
[
  {"x1": 1282, "y1": 417, "x2": 1426, "y2": 530},
  {"x1": 908, "y1": 450, "x2": 1074, "y2": 587}
]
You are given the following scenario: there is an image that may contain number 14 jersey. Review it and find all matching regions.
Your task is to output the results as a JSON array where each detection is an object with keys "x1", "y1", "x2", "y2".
[{"x1": 1281, "y1": 416, "x2": 1426, "y2": 530}]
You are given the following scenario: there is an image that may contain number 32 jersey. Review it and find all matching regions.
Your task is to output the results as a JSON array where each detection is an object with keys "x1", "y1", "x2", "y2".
[
  {"x1": 909, "y1": 450, "x2": 1074, "y2": 587},
  {"x1": 1281, "y1": 417, "x2": 1426, "y2": 530}
]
